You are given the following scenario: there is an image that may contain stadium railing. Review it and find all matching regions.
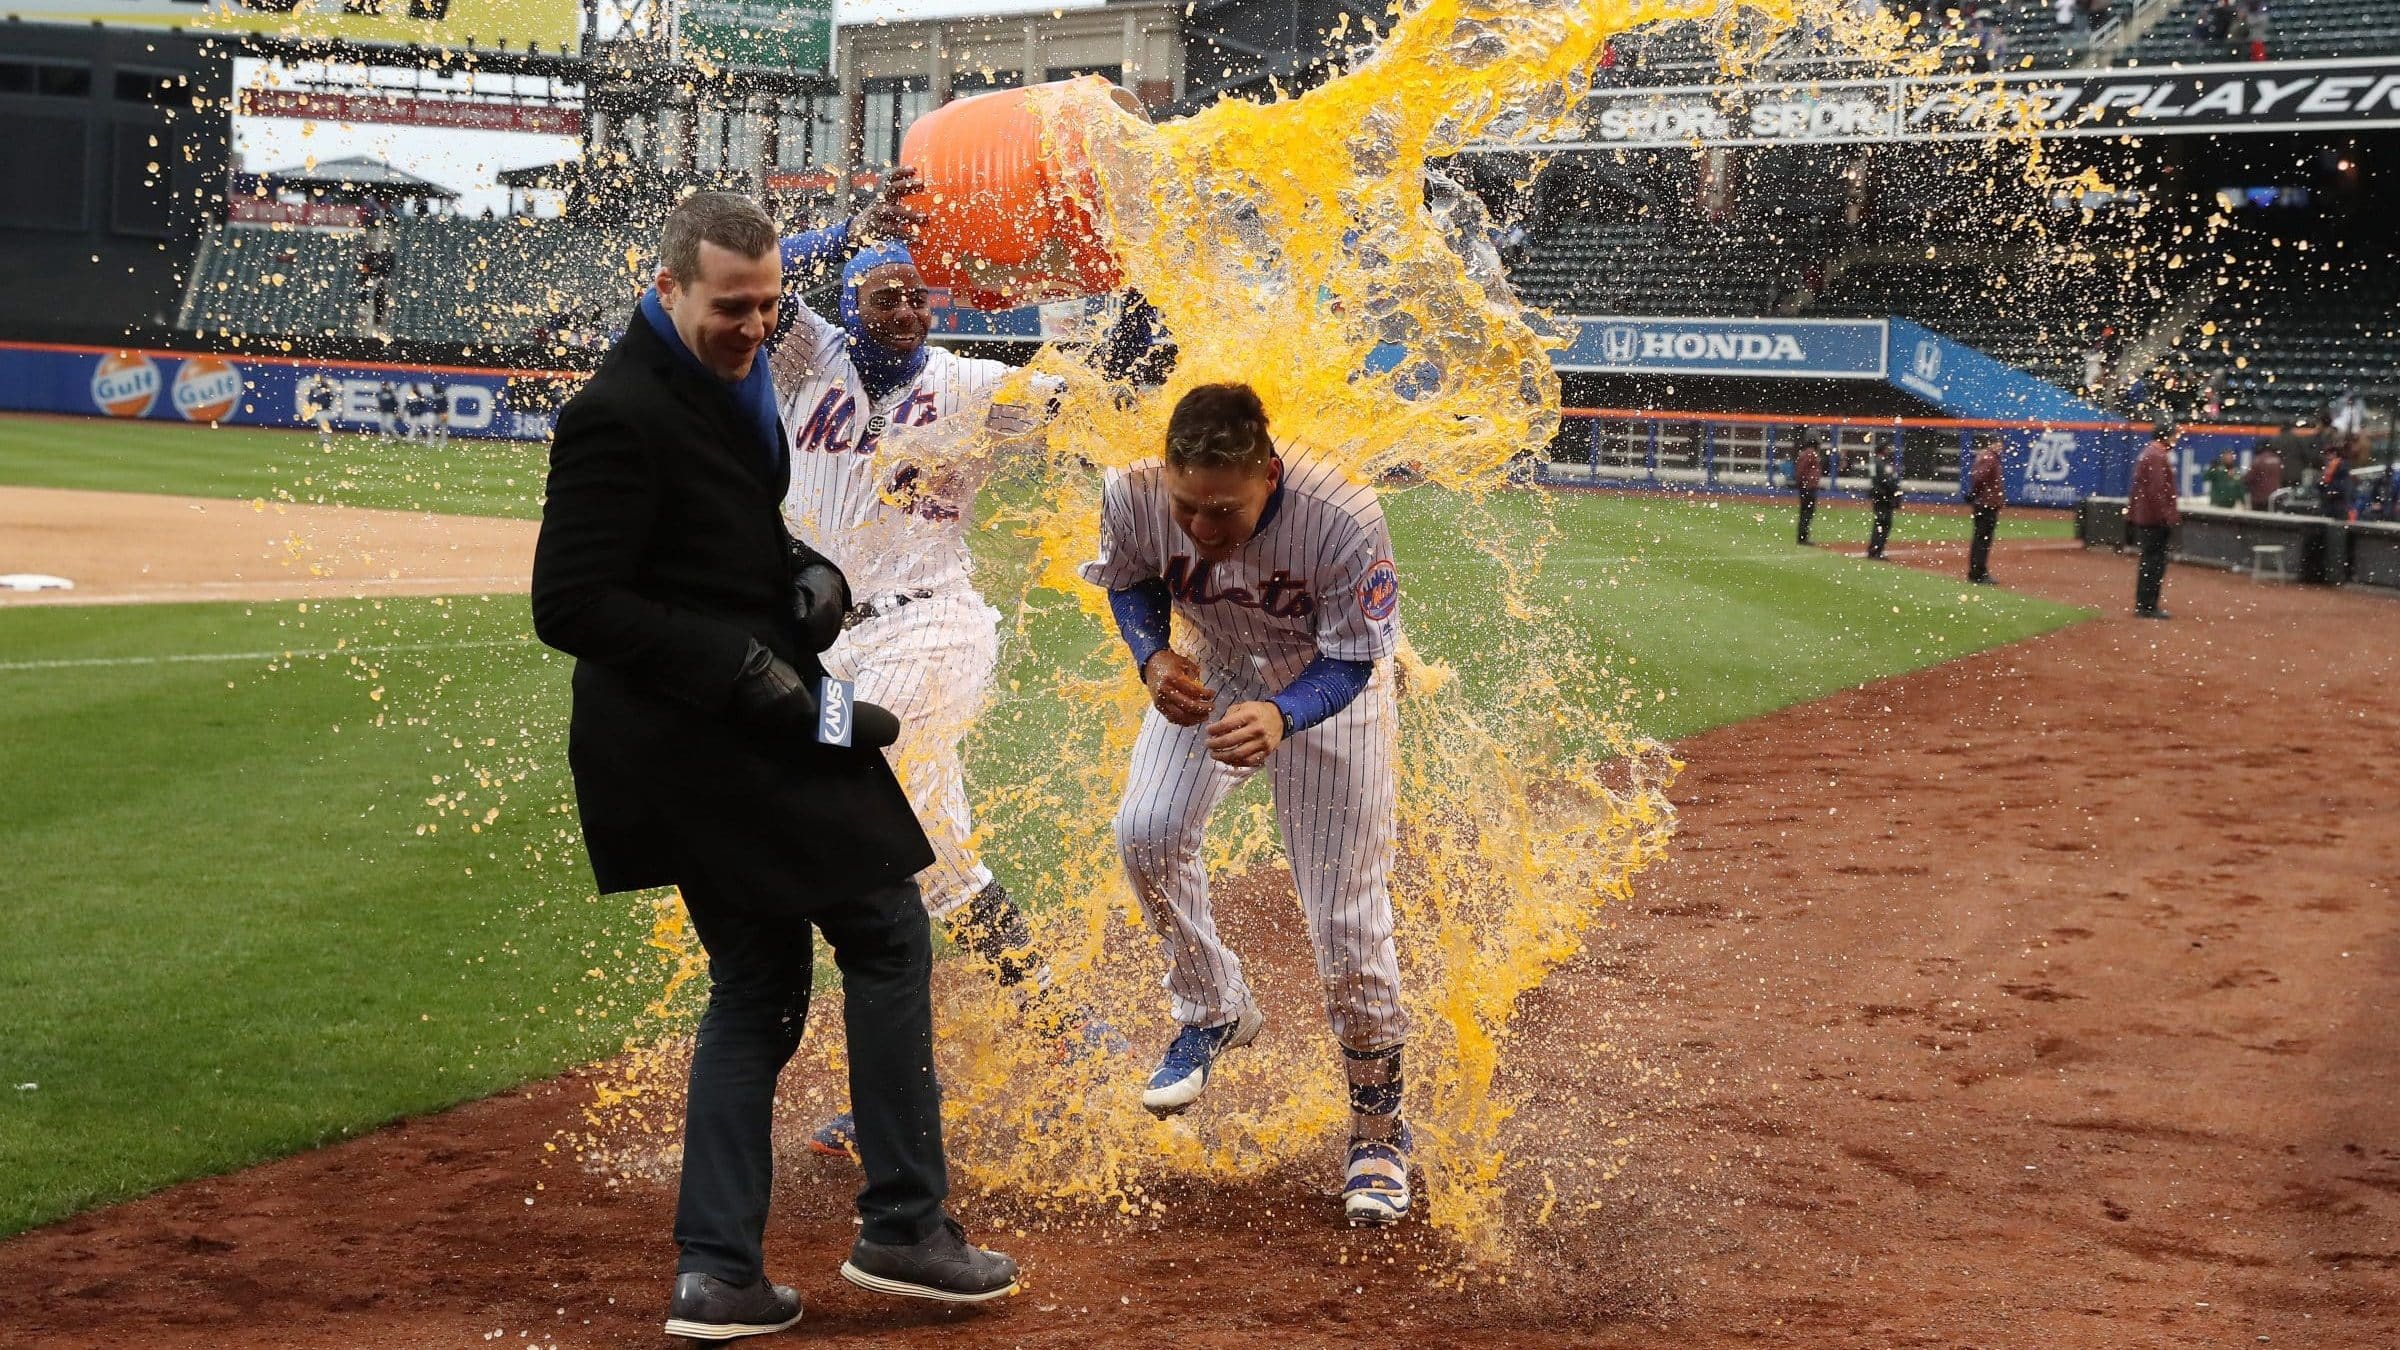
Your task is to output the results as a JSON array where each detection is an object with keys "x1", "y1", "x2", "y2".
[{"x1": 1541, "y1": 406, "x2": 2281, "y2": 507}]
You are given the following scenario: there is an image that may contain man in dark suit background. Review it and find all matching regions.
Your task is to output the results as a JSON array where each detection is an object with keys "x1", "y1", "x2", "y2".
[
  {"x1": 532, "y1": 191, "x2": 1018, "y2": 1341},
  {"x1": 1792, "y1": 429, "x2": 1824, "y2": 545},
  {"x1": 2126, "y1": 423, "x2": 2182, "y2": 618},
  {"x1": 1865, "y1": 434, "x2": 1902, "y2": 560},
  {"x1": 1966, "y1": 432, "x2": 2004, "y2": 584}
]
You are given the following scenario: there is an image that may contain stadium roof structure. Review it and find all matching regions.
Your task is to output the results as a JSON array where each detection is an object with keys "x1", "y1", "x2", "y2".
[
  {"x1": 495, "y1": 159, "x2": 580, "y2": 190},
  {"x1": 250, "y1": 156, "x2": 459, "y2": 202}
]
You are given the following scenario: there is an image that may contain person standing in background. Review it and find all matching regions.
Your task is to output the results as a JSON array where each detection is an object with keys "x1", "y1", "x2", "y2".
[
  {"x1": 2243, "y1": 438, "x2": 2282, "y2": 510},
  {"x1": 1793, "y1": 430, "x2": 1824, "y2": 546},
  {"x1": 1865, "y1": 436, "x2": 1901, "y2": 560},
  {"x1": 2202, "y1": 450, "x2": 2245, "y2": 511},
  {"x1": 2127, "y1": 424, "x2": 2181, "y2": 619},
  {"x1": 2319, "y1": 438, "x2": 2355, "y2": 520},
  {"x1": 1966, "y1": 432, "x2": 2004, "y2": 584}
]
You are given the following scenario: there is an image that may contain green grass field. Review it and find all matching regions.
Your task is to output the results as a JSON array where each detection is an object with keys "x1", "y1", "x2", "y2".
[{"x1": 0, "y1": 414, "x2": 2086, "y2": 1236}]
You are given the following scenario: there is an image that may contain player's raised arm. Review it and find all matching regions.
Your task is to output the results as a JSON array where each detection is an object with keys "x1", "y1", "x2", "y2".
[{"x1": 772, "y1": 167, "x2": 927, "y2": 355}]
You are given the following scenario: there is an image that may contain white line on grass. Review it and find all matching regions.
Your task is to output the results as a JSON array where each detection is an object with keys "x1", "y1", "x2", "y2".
[{"x1": 0, "y1": 639, "x2": 537, "y2": 673}]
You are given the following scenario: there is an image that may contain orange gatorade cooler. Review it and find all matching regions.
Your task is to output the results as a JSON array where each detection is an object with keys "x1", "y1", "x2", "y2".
[{"x1": 898, "y1": 76, "x2": 1147, "y2": 311}]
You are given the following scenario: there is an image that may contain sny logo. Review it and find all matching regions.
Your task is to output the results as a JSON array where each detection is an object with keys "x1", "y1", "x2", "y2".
[{"x1": 816, "y1": 676, "x2": 854, "y2": 747}]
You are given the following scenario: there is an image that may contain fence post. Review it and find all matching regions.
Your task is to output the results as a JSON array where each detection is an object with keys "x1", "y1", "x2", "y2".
[
  {"x1": 1646, "y1": 421, "x2": 1659, "y2": 482},
  {"x1": 1588, "y1": 415, "x2": 1600, "y2": 471},
  {"x1": 1701, "y1": 422, "x2": 1716, "y2": 488}
]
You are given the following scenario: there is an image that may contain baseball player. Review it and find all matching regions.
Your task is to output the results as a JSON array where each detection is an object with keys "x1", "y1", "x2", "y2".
[
  {"x1": 770, "y1": 183, "x2": 1107, "y2": 1159},
  {"x1": 1081, "y1": 381, "x2": 1414, "y2": 1226}
]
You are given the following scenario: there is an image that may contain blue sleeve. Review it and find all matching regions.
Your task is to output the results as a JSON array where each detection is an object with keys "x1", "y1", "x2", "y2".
[
  {"x1": 1270, "y1": 654, "x2": 1373, "y2": 735},
  {"x1": 780, "y1": 221, "x2": 852, "y2": 277},
  {"x1": 1108, "y1": 581, "x2": 1173, "y2": 675},
  {"x1": 770, "y1": 222, "x2": 853, "y2": 356}
]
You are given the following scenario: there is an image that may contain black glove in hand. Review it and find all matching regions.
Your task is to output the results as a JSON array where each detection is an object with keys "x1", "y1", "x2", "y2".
[
  {"x1": 727, "y1": 640, "x2": 901, "y2": 750},
  {"x1": 791, "y1": 559, "x2": 850, "y2": 654}
]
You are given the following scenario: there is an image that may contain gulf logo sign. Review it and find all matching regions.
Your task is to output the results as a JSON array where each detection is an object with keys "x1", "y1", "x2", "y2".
[
  {"x1": 91, "y1": 351, "x2": 160, "y2": 418},
  {"x1": 171, "y1": 357, "x2": 243, "y2": 423}
]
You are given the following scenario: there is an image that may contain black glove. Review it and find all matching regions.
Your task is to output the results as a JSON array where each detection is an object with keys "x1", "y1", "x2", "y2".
[
  {"x1": 727, "y1": 640, "x2": 900, "y2": 750},
  {"x1": 791, "y1": 558, "x2": 850, "y2": 654}
]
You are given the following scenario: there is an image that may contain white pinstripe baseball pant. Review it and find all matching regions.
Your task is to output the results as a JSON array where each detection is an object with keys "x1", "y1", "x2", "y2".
[
  {"x1": 1112, "y1": 666, "x2": 1408, "y2": 1052},
  {"x1": 822, "y1": 588, "x2": 999, "y2": 920}
]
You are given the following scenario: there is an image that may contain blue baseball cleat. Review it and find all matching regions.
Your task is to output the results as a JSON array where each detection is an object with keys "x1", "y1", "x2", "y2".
[
  {"x1": 1140, "y1": 1003, "x2": 1264, "y2": 1116},
  {"x1": 1341, "y1": 1123, "x2": 1413, "y2": 1227},
  {"x1": 807, "y1": 1111, "x2": 857, "y2": 1160}
]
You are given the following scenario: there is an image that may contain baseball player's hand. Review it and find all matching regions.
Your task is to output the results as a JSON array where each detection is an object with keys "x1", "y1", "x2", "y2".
[
  {"x1": 853, "y1": 166, "x2": 926, "y2": 244},
  {"x1": 1143, "y1": 650, "x2": 1216, "y2": 727},
  {"x1": 1205, "y1": 700, "x2": 1284, "y2": 768}
]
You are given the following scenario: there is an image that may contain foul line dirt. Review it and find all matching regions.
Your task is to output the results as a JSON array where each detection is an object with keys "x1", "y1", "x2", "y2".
[{"x1": 0, "y1": 486, "x2": 533, "y2": 608}]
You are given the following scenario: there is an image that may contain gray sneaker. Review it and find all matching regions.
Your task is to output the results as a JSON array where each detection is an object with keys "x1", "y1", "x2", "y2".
[
  {"x1": 662, "y1": 1272, "x2": 802, "y2": 1340},
  {"x1": 839, "y1": 1216, "x2": 1019, "y2": 1304}
]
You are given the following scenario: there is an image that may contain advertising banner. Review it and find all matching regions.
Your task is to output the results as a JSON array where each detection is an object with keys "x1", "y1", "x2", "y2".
[
  {"x1": 679, "y1": 0, "x2": 833, "y2": 74},
  {"x1": 239, "y1": 87, "x2": 582, "y2": 136},
  {"x1": 1554, "y1": 316, "x2": 1890, "y2": 380},
  {"x1": 3, "y1": 0, "x2": 581, "y2": 55},
  {"x1": 0, "y1": 341, "x2": 576, "y2": 441},
  {"x1": 1886, "y1": 317, "x2": 2111, "y2": 424},
  {"x1": 1560, "y1": 56, "x2": 2400, "y2": 150}
]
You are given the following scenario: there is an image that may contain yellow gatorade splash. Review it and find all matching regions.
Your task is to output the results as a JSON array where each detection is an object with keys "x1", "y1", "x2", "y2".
[
  {"x1": 556, "y1": 0, "x2": 2086, "y2": 1262},
  {"x1": 870, "y1": 0, "x2": 1834, "y2": 1258}
]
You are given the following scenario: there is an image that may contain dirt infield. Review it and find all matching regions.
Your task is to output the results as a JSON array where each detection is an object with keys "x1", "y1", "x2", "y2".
[
  {"x1": 0, "y1": 486, "x2": 534, "y2": 607},
  {"x1": 3, "y1": 537, "x2": 2395, "y2": 1348}
]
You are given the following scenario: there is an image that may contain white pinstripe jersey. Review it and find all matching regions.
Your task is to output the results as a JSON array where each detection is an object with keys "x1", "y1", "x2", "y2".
[
  {"x1": 771, "y1": 304, "x2": 1013, "y2": 601},
  {"x1": 1082, "y1": 451, "x2": 1402, "y2": 692}
]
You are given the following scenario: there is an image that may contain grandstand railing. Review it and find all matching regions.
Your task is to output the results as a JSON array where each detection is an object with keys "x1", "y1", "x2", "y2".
[{"x1": 1545, "y1": 406, "x2": 2279, "y2": 507}]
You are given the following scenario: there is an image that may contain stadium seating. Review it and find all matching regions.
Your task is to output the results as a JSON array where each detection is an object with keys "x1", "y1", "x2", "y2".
[
  {"x1": 2127, "y1": 0, "x2": 2400, "y2": 66},
  {"x1": 386, "y1": 218, "x2": 645, "y2": 348},
  {"x1": 177, "y1": 218, "x2": 647, "y2": 349},
  {"x1": 181, "y1": 225, "x2": 360, "y2": 342},
  {"x1": 2192, "y1": 262, "x2": 2400, "y2": 423}
]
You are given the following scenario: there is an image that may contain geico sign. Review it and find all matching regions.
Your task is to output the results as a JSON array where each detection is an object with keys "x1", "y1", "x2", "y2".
[{"x1": 304, "y1": 377, "x2": 496, "y2": 429}]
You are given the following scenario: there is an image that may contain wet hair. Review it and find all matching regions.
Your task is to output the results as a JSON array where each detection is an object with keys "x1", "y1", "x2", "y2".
[
  {"x1": 659, "y1": 191, "x2": 776, "y2": 287},
  {"x1": 1165, "y1": 382, "x2": 1274, "y2": 472}
]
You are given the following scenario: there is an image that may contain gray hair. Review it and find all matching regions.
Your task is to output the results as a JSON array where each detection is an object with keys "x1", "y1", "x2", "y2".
[{"x1": 659, "y1": 191, "x2": 776, "y2": 286}]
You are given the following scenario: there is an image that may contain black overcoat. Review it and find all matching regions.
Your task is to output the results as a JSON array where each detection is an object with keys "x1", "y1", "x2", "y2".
[{"x1": 530, "y1": 317, "x2": 935, "y2": 902}]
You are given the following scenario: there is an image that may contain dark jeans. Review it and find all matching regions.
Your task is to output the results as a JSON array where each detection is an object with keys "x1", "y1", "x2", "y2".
[
  {"x1": 2132, "y1": 523, "x2": 2171, "y2": 612},
  {"x1": 1796, "y1": 489, "x2": 1817, "y2": 543},
  {"x1": 672, "y1": 873, "x2": 946, "y2": 1282},
  {"x1": 1968, "y1": 505, "x2": 1999, "y2": 580},
  {"x1": 1868, "y1": 505, "x2": 1895, "y2": 557}
]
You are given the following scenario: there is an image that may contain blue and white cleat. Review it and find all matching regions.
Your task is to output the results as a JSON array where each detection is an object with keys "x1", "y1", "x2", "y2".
[
  {"x1": 1139, "y1": 1003, "x2": 1264, "y2": 1116},
  {"x1": 1341, "y1": 1124, "x2": 1413, "y2": 1227},
  {"x1": 807, "y1": 1111, "x2": 858, "y2": 1161}
]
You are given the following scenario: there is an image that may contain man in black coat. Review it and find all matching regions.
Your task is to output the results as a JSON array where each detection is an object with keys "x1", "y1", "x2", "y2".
[
  {"x1": 1866, "y1": 435, "x2": 1903, "y2": 559},
  {"x1": 532, "y1": 191, "x2": 1018, "y2": 1340}
]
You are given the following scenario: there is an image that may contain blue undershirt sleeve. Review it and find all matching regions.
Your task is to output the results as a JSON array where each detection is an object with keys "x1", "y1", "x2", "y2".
[
  {"x1": 770, "y1": 222, "x2": 853, "y2": 356},
  {"x1": 1270, "y1": 654, "x2": 1374, "y2": 735},
  {"x1": 1108, "y1": 581, "x2": 1173, "y2": 676},
  {"x1": 779, "y1": 221, "x2": 852, "y2": 277}
]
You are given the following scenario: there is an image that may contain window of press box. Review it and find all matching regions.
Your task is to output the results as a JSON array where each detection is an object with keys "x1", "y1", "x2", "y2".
[
  {"x1": 115, "y1": 69, "x2": 189, "y2": 105},
  {"x1": 0, "y1": 60, "x2": 95, "y2": 99}
]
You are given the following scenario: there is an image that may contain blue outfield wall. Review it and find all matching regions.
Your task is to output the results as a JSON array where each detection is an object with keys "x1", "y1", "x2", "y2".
[
  {"x1": 0, "y1": 333, "x2": 2238, "y2": 509},
  {"x1": 0, "y1": 341, "x2": 571, "y2": 441}
]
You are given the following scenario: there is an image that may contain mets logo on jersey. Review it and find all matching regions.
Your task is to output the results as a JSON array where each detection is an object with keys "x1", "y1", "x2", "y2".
[{"x1": 1358, "y1": 559, "x2": 1398, "y2": 621}]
